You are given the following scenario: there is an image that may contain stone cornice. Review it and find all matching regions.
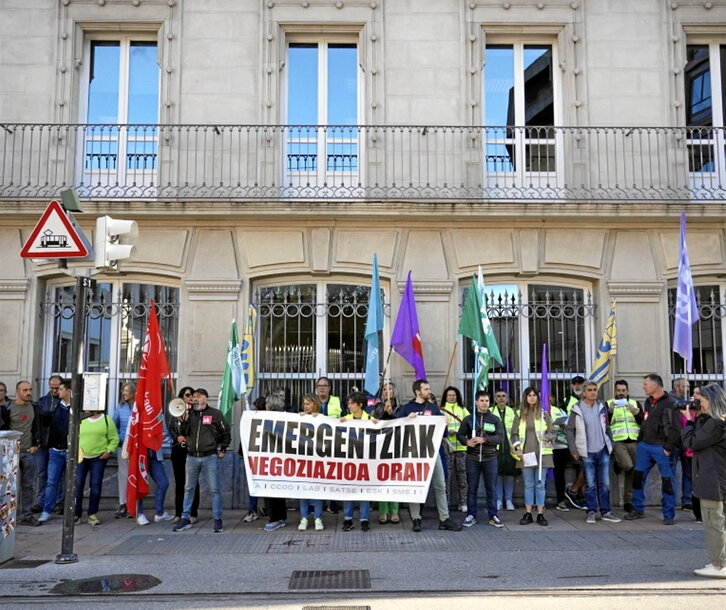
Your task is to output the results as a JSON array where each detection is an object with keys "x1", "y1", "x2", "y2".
[
  {"x1": 608, "y1": 281, "x2": 665, "y2": 302},
  {"x1": 396, "y1": 280, "x2": 454, "y2": 300},
  {"x1": 0, "y1": 279, "x2": 30, "y2": 299},
  {"x1": 184, "y1": 279, "x2": 242, "y2": 301}
]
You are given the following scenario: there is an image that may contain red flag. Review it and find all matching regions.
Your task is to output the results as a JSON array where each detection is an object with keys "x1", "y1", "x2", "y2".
[{"x1": 126, "y1": 300, "x2": 170, "y2": 516}]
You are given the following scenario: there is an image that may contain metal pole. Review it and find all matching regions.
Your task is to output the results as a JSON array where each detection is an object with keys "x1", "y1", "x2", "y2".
[{"x1": 55, "y1": 275, "x2": 89, "y2": 564}]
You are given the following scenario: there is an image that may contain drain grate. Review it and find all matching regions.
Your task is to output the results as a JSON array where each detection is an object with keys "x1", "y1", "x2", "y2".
[
  {"x1": 0, "y1": 559, "x2": 50, "y2": 569},
  {"x1": 289, "y1": 569, "x2": 371, "y2": 590}
]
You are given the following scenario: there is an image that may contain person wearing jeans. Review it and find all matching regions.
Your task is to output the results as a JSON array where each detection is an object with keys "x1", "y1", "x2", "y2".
[
  {"x1": 74, "y1": 411, "x2": 119, "y2": 524},
  {"x1": 134, "y1": 448, "x2": 172, "y2": 525},
  {"x1": 511, "y1": 387, "x2": 555, "y2": 526},
  {"x1": 457, "y1": 391, "x2": 504, "y2": 528},
  {"x1": 172, "y1": 388, "x2": 230, "y2": 534},
  {"x1": 566, "y1": 380, "x2": 621, "y2": 524}
]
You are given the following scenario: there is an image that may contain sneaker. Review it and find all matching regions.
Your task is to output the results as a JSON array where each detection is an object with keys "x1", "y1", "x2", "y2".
[
  {"x1": 361, "y1": 520, "x2": 370, "y2": 532},
  {"x1": 462, "y1": 515, "x2": 476, "y2": 528},
  {"x1": 136, "y1": 513, "x2": 150, "y2": 526},
  {"x1": 536, "y1": 513, "x2": 548, "y2": 526},
  {"x1": 565, "y1": 487, "x2": 584, "y2": 510},
  {"x1": 242, "y1": 510, "x2": 259, "y2": 523},
  {"x1": 624, "y1": 510, "x2": 644, "y2": 520},
  {"x1": 682, "y1": 504, "x2": 693, "y2": 511},
  {"x1": 694, "y1": 564, "x2": 726, "y2": 578},
  {"x1": 38, "y1": 511, "x2": 52, "y2": 523},
  {"x1": 519, "y1": 512, "x2": 533, "y2": 525},
  {"x1": 298, "y1": 518, "x2": 309, "y2": 531},
  {"x1": 342, "y1": 519, "x2": 354, "y2": 532},
  {"x1": 496, "y1": 500, "x2": 503, "y2": 511},
  {"x1": 114, "y1": 504, "x2": 127, "y2": 519},
  {"x1": 459, "y1": 504, "x2": 468, "y2": 513},
  {"x1": 20, "y1": 515, "x2": 41, "y2": 526},
  {"x1": 623, "y1": 502, "x2": 634, "y2": 513},
  {"x1": 263, "y1": 520, "x2": 286, "y2": 532},
  {"x1": 489, "y1": 515, "x2": 504, "y2": 528},
  {"x1": 586, "y1": 511, "x2": 597, "y2": 524},
  {"x1": 88, "y1": 514, "x2": 101, "y2": 525},
  {"x1": 173, "y1": 518, "x2": 192, "y2": 532},
  {"x1": 154, "y1": 512, "x2": 174, "y2": 522},
  {"x1": 326, "y1": 503, "x2": 339, "y2": 514},
  {"x1": 314, "y1": 518, "x2": 324, "y2": 531},
  {"x1": 601, "y1": 511, "x2": 622, "y2": 523},
  {"x1": 663, "y1": 517, "x2": 675, "y2": 525},
  {"x1": 213, "y1": 519, "x2": 223, "y2": 533},
  {"x1": 506, "y1": 500, "x2": 516, "y2": 511},
  {"x1": 439, "y1": 518, "x2": 462, "y2": 531},
  {"x1": 556, "y1": 502, "x2": 570, "y2": 512},
  {"x1": 412, "y1": 518, "x2": 422, "y2": 532},
  {"x1": 189, "y1": 516, "x2": 199, "y2": 524}
]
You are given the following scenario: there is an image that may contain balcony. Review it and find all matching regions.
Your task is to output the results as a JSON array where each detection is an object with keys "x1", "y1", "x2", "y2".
[{"x1": 1, "y1": 123, "x2": 725, "y2": 202}]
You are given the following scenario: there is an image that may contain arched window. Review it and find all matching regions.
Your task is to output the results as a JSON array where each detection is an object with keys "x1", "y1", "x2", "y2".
[
  {"x1": 252, "y1": 280, "x2": 386, "y2": 409},
  {"x1": 41, "y1": 281, "x2": 179, "y2": 412},
  {"x1": 460, "y1": 282, "x2": 596, "y2": 407}
]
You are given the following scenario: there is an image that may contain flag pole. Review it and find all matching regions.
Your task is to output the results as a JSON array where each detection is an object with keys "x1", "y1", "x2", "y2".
[
  {"x1": 442, "y1": 340, "x2": 458, "y2": 393},
  {"x1": 377, "y1": 346, "x2": 394, "y2": 398}
]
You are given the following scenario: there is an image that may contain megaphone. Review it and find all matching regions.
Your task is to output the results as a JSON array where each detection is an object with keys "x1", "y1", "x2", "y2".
[{"x1": 168, "y1": 398, "x2": 188, "y2": 418}]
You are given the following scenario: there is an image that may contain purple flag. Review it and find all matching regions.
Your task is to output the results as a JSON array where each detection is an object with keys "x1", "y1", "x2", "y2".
[
  {"x1": 390, "y1": 271, "x2": 426, "y2": 379},
  {"x1": 540, "y1": 343, "x2": 550, "y2": 414},
  {"x1": 673, "y1": 211, "x2": 698, "y2": 371}
]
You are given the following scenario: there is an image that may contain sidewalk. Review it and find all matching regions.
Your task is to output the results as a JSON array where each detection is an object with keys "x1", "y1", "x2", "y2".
[{"x1": 1, "y1": 500, "x2": 724, "y2": 602}]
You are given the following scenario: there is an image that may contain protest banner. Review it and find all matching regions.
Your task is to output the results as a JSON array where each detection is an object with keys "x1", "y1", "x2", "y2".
[{"x1": 240, "y1": 410, "x2": 447, "y2": 502}]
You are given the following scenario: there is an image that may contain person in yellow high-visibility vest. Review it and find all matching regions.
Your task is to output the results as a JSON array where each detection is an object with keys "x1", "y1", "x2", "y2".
[{"x1": 607, "y1": 379, "x2": 642, "y2": 513}]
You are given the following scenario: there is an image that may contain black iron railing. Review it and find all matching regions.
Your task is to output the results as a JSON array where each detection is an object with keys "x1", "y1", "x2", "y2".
[{"x1": 2, "y1": 123, "x2": 726, "y2": 201}]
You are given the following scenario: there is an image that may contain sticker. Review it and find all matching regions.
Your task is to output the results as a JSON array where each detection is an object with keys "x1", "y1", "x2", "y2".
[{"x1": 202, "y1": 415, "x2": 213, "y2": 425}]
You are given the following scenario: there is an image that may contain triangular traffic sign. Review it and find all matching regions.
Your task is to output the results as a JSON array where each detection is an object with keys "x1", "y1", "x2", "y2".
[{"x1": 20, "y1": 200, "x2": 90, "y2": 259}]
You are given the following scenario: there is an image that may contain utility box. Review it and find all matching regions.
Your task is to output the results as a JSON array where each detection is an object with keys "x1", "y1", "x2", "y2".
[{"x1": 0, "y1": 431, "x2": 22, "y2": 565}]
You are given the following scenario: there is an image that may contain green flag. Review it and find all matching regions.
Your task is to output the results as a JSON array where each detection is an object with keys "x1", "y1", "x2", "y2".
[
  {"x1": 458, "y1": 272, "x2": 503, "y2": 390},
  {"x1": 219, "y1": 320, "x2": 244, "y2": 425}
]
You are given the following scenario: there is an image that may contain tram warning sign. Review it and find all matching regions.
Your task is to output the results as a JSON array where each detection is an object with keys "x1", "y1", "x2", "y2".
[{"x1": 20, "y1": 200, "x2": 90, "y2": 259}]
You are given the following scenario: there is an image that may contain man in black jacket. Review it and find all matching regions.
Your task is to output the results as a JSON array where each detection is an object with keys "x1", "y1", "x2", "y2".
[
  {"x1": 624, "y1": 373, "x2": 680, "y2": 525},
  {"x1": 457, "y1": 391, "x2": 504, "y2": 528},
  {"x1": 173, "y1": 388, "x2": 230, "y2": 533}
]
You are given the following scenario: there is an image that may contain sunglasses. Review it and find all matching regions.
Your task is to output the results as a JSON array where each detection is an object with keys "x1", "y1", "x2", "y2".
[{"x1": 183, "y1": 392, "x2": 192, "y2": 397}]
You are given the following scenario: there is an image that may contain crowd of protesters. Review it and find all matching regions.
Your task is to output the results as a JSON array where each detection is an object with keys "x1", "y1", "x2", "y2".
[{"x1": 1, "y1": 372, "x2": 724, "y2": 579}]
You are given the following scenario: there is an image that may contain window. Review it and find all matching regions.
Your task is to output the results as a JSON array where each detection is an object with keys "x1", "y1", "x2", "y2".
[
  {"x1": 669, "y1": 284, "x2": 726, "y2": 386},
  {"x1": 460, "y1": 283, "x2": 595, "y2": 407},
  {"x1": 285, "y1": 39, "x2": 361, "y2": 189},
  {"x1": 253, "y1": 281, "x2": 384, "y2": 408},
  {"x1": 42, "y1": 282, "x2": 179, "y2": 411},
  {"x1": 81, "y1": 37, "x2": 160, "y2": 189},
  {"x1": 483, "y1": 42, "x2": 560, "y2": 190}
]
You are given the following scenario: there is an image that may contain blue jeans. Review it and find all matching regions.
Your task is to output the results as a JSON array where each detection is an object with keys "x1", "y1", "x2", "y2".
[
  {"x1": 580, "y1": 447, "x2": 612, "y2": 514},
  {"x1": 299, "y1": 499, "x2": 323, "y2": 520},
  {"x1": 496, "y1": 475, "x2": 515, "y2": 504},
  {"x1": 522, "y1": 467, "x2": 547, "y2": 508},
  {"x1": 138, "y1": 451, "x2": 169, "y2": 516},
  {"x1": 466, "y1": 458, "x2": 499, "y2": 520},
  {"x1": 249, "y1": 496, "x2": 258, "y2": 512},
  {"x1": 74, "y1": 456, "x2": 107, "y2": 517},
  {"x1": 632, "y1": 442, "x2": 676, "y2": 520},
  {"x1": 183, "y1": 455, "x2": 222, "y2": 520},
  {"x1": 34, "y1": 448, "x2": 49, "y2": 505},
  {"x1": 343, "y1": 500, "x2": 370, "y2": 521},
  {"x1": 679, "y1": 451, "x2": 693, "y2": 506},
  {"x1": 19, "y1": 452, "x2": 36, "y2": 518},
  {"x1": 42, "y1": 448, "x2": 67, "y2": 513}
]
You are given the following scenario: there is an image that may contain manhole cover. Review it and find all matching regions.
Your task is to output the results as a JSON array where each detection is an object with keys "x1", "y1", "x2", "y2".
[
  {"x1": 290, "y1": 569, "x2": 371, "y2": 590},
  {"x1": 50, "y1": 573, "x2": 161, "y2": 594},
  {"x1": 0, "y1": 559, "x2": 50, "y2": 569}
]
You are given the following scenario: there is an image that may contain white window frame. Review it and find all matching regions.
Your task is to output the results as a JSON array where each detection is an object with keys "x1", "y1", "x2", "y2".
[
  {"x1": 282, "y1": 35, "x2": 364, "y2": 190},
  {"x1": 482, "y1": 37, "x2": 564, "y2": 192},
  {"x1": 78, "y1": 33, "x2": 161, "y2": 191},
  {"x1": 684, "y1": 39, "x2": 726, "y2": 192}
]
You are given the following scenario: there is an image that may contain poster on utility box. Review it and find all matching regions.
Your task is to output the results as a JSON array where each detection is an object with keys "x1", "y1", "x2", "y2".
[{"x1": 240, "y1": 410, "x2": 447, "y2": 502}]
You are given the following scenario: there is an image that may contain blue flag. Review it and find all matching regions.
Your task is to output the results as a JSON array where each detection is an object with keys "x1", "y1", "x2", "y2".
[
  {"x1": 364, "y1": 254, "x2": 384, "y2": 395},
  {"x1": 673, "y1": 211, "x2": 698, "y2": 371}
]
